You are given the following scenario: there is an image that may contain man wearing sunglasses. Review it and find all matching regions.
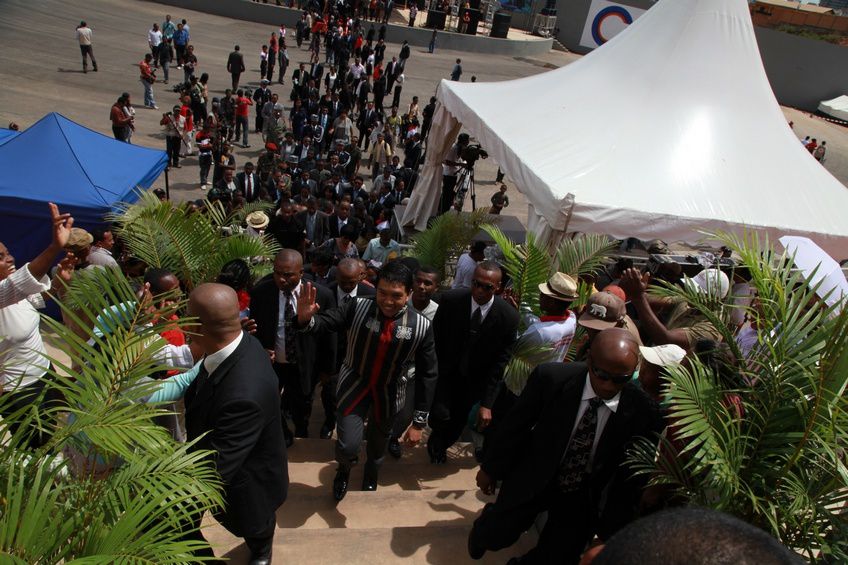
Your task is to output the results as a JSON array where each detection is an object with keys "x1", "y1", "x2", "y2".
[
  {"x1": 428, "y1": 260, "x2": 519, "y2": 464},
  {"x1": 468, "y1": 328, "x2": 662, "y2": 564}
]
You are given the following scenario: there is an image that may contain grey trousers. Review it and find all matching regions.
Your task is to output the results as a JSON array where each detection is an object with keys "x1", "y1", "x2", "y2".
[{"x1": 335, "y1": 395, "x2": 395, "y2": 475}]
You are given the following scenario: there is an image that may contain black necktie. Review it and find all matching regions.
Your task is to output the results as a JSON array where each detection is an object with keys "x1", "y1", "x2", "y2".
[
  {"x1": 284, "y1": 290, "x2": 298, "y2": 364},
  {"x1": 459, "y1": 308, "x2": 482, "y2": 376},
  {"x1": 557, "y1": 397, "x2": 604, "y2": 493},
  {"x1": 190, "y1": 361, "x2": 210, "y2": 403}
]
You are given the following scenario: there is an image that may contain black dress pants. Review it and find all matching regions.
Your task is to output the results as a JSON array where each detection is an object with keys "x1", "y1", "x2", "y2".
[
  {"x1": 427, "y1": 390, "x2": 475, "y2": 454},
  {"x1": 440, "y1": 174, "x2": 458, "y2": 214},
  {"x1": 472, "y1": 484, "x2": 596, "y2": 565},
  {"x1": 274, "y1": 362, "x2": 313, "y2": 436}
]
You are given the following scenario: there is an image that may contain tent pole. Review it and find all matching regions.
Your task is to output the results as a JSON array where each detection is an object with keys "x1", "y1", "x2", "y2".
[{"x1": 164, "y1": 168, "x2": 170, "y2": 200}]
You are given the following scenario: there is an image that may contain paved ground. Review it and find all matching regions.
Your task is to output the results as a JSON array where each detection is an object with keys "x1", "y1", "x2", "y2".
[
  {"x1": 0, "y1": 0, "x2": 577, "y2": 221},
  {"x1": 0, "y1": 0, "x2": 846, "y2": 229}
]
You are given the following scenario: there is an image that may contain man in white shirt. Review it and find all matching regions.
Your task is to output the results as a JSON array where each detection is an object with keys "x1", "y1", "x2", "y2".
[
  {"x1": 87, "y1": 228, "x2": 118, "y2": 268},
  {"x1": 148, "y1": 23, "x2": 163, "y2": 67},
  {"x1": 76, "y1": 21, "x2": 97, "y2": 72},
  {"x1": 452, "y1": 240, "x2": 486, "y2": 289},
  {"x1": 470, "y1": 328, "x2": 662, "y2": 564},
  {"x1": 521, "y1": 272, "x2": 579, "y2": 365},
  {"x1": 440, "y1": 133, "x2": 468, "y2": 213}
]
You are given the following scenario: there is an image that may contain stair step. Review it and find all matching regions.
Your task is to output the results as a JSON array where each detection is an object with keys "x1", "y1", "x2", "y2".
[
  {"x1": 286, "y1": 436, "x2": 477, "y2": 465},
  {"x1": 279, "y1": 487, "x2": 494, "y2": 530},
  {"x1": 211, "y1": 525, "x2": 537, "y2": 564},
  {"x1": 287, "y1": 460, "x2": 479, "y2": 492}
]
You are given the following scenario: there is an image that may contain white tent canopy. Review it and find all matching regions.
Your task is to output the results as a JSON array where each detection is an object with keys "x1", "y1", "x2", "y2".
[
  {"x1": 402, "y1": 0, "x2": 848, "y2": 260},
  {"x1": 818, "y1": 95, "x2": 848, "y2": 122}
]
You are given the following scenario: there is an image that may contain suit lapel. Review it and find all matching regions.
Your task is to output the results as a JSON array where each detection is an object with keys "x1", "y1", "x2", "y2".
[
  {"x1": 592, "y1": 386, "x2": 636, "y2": 471},
  {"x1": 552, "y1": 373, "x2": 586, "y2": 458}
]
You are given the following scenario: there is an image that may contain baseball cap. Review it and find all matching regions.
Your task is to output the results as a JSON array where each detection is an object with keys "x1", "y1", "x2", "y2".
[
  {"x1": 639, "y1": 344, "x2": 686, "y2": 367},
  {"x1": 578, "y1": 292, "x2": 626, "y2": 330},
  {"x1": 684, "y1": 268, "x2": 730, "y2": 299}
]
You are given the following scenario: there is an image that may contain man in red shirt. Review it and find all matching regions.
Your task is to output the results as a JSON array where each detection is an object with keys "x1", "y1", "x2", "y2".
[
  {"x1": 234, "y1": 89, "x2": 253, "y2": 148},
  {"x1": 139, "y1": 53, "x2": 157, "y2": 109}
]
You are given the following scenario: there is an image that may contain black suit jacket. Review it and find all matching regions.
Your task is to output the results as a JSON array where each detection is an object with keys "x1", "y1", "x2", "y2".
[
  {"x1": 357, "y1": 109, "x2": 378, "y2": 130},
  {"x1": 226, "y1": 51, "x2": 245, "y2": 74},
  {"x1": 431, "y1": 290, "x2": 519, "y2": 408},
  {"x1": 236, "y1": 172, "x2": 263, "y2": 202},
  {"x1": 326, "y1": 281, "x2": 376, "y2": 371},
  {"x1": 482, "y1": 362, "x2": 662, "y2": 536},
  {"x1": 296, "y1": 209, "x2": 331, "y2": 246},
  {"x1": 184, "y1": 332, "x2": 288, "y2": 537},
  {"x1": 250, "y1": 280, "x2": 336, "y2": 393},
  {"x1": 327, "y1": 215, "x2": 363, "y2": 239}
]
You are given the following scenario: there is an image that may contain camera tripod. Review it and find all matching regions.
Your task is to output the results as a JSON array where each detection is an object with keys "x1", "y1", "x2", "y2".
[{"x1": 454, "y1": 164, "x2": 477, "y2": 211}]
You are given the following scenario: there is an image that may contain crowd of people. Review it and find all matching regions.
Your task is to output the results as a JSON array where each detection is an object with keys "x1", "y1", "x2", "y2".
[
  {"x1": 0, "y1": 7, "x2": 811, "y2": 565},
  {"x1": 2, "y1": 193, "x2": 804, "y2": 564}
]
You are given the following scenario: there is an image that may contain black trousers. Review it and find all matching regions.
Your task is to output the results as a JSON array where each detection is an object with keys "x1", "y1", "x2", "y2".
[
  {"x1": 0, "y1": 371, "x2": 63, "y2": 450},
  {"x1": 440, "y1": 174, "x2": 458, "y2": 214},
  {"x1": 274, "y1": 362, "x2": 313, "y2": 436},
  {"x1": 427, "y1": 390, "x2": 475, "y2": 454},
  {"x1": 79, "y1": 44, "x2": 96, "y2": 69},
  {"x1": 166, "y1": 136, "x2": 181, "y2": 166},
  {"x1": 472, "y1": 485, "x2": 596, "y2": 565},
  {"x1": 320, "y1": 373, "x2": 338, "y2": 429},
  {"x1": 181, "y1": 507, "x2": 275, "y2": 560},
  {"x1": 231, "y1": 71, "x2": 242, "y2": 90}
]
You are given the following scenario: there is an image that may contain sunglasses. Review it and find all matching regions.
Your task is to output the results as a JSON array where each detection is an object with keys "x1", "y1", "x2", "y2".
[
  {"x1": 472, "y1": 279, "x2": 495, "y2": 292},
  {"x1": 590, "y1": 364, "x2": 633, "y2": 385}
]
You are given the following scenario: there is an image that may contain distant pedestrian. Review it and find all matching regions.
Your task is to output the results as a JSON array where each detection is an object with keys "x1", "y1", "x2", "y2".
[
  {"x1": 110, "y1": 94, "x2": 133, "y2": 141},
  {"x1": 76, "y1": 21, "x2": 97, "y2": 73},
  {"x1": 148, "y1": 23, "x2": 163, "y2": 67},
  {"x1": 450, "y1": 58, "x2": 462, "y2": 81},
  {"x1": 814, "y1": 140, "x2": 827, "y2": 163},
  {"x1": 183, "y1": 45, "x2": 198, "y2": 84},
  {"x1": 428, "y1": 30, "x2": 437, "y2": 53},
  {"x1": 173, "y1": 22, "x2": 189, "y2": 66},
  {"x1": 227, "y1": 45, "x2": 246, "y2": 91},
  {"x1": 139, "y1": 53, "x2": 157, "y2": 109},
  {"x1": 409, "y1": 3, "x2": 418, "y2": 26},
  {"x1": 158, "y1": 38, "x2": 172, "y2": 84}
]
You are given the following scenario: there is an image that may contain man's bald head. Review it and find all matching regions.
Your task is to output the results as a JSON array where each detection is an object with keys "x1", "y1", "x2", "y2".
[
  {"x1": 337, "y1": 257, "x2": 362, "y2": 294},
  {"x1": 275, "y1": 248, "x2": 303, "y2": 269},
  {"x1": 338, "y1": 257, "x2": 360, "y2": 278},
  {"x1": 188, "y1": 283, "x2": 243, "y2": 349},
  {"x1": 588, "y1": 328, "x2": 641, "y2": 399}
]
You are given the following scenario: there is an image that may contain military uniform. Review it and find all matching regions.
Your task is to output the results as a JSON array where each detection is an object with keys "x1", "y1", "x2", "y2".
[{"x1": 257, "y1": 151, "x2": 283, "y2": 183}]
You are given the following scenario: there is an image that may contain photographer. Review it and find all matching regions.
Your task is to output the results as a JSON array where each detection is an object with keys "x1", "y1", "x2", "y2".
[{"x1": 440, "y1": 133, "x2": 469, "y2": 214}]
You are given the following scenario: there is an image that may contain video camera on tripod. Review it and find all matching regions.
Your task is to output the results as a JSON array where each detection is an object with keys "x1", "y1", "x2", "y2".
[{"x1": 461, "y1": 143, "x2": 488, "y2": 167}]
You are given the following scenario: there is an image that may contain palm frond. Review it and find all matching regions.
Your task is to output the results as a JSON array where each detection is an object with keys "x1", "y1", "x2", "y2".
[
  {"x1": 556, "y1": 234, "x2": 617, "y2": 277},
  {"x1": 0, "y1": 267, "x2": 223, "y2": 560},
  {"x1": 409, "y1": 209, "x2": 494, "y2": 281},
  {"x1": 502, "y1": 335, "x2": 554, "y2": 395}
]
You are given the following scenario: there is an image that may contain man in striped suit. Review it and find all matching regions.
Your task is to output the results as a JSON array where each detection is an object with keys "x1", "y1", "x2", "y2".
[{"x1": 297, "y1": 261, "x2": 438, "y2": 501}]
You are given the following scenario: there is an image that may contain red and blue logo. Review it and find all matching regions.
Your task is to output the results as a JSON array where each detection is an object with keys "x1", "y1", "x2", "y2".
[{"x1": 591, "y1": 5, "x2": 634, "y2": 45}]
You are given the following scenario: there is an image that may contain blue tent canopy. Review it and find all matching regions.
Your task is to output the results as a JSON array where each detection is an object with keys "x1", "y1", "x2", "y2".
[
  {"x1": 0, "y1": 128, "x2": 19, "y2": 146},
  {"x1": 0, "y1": 113, "x2": 167, "y2": 261}
]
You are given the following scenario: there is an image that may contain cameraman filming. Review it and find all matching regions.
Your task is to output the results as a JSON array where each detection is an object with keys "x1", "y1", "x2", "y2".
[{"x1": 440, "y1": 133, "x2": 469, "y2": 214}]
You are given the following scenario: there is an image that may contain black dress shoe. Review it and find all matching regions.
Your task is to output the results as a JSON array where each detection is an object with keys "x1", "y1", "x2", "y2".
[
  {"x1": 320, "y1": 421, "x2": 334, "y2": 439},
  {"x1": 467, "y1": 527, "x2": 486, "y2": 560},
  {"x1": 362, "y1": 474, "x2": 378, "y2": 491},
  {"x1": 333, "y1": 470, "x2": 350, "y2": 501},
  {"x1": 387, "y1": 436, "x2": 402, "y2": 459}
]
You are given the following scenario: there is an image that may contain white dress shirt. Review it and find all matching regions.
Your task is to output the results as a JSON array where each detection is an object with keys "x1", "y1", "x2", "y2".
[
  {"x1": 0, "y1": 265, "x2": 51, "y2": 389},
  {"x1": 275, "y1": 282, "x2": 301, "y2": 363},
  {"x1": 203, "y1": 331, "x2": 244, "y2": 375},
  {"x1": 87, "y1": 246, "x2": 119, "y2": 268},
  {"x1": 567, "y1": 374, "x2": 621, "y2": 467},
  {"x1": 336, "y1": 284, "x2": 358, "y2": 305},
  {"x1": 452, "y1": 252, "x2": 477, "y2": 289},
  {"x1": 470, "y1": 294, "x2": 494, "y2": 322}
]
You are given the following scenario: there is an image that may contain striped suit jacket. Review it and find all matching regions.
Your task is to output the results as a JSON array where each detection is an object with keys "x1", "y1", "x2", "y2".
[{"x1": 304, "y1": 297, "x2": 437, "y2": 425}]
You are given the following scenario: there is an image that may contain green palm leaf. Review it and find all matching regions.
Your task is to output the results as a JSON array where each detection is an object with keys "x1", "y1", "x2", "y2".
[{"x1": 409, "y1": 209, "x2": 494, "y2": 281}]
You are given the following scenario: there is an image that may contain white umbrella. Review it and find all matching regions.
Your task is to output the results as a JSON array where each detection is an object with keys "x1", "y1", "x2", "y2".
[{"x1": 779, "y1": 235, "x2": 848, "y2": 310}]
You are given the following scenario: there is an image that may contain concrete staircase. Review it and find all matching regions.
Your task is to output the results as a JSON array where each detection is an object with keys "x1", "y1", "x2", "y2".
[{"x1": 203, "y1": 397, "x2": 537, "y2": 564}]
